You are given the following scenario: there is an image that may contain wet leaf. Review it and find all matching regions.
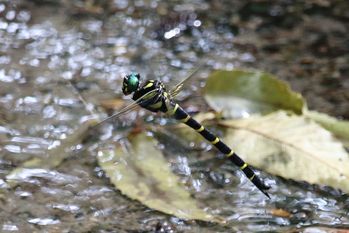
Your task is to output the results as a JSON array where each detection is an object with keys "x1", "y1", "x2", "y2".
[
  {"x1": 97, "y1": 133, "x2": 224, "y2": 223},
  {"x1": 220, "y1": 111, "x2": 349, "y2": 193},
  {"x1": 203, "y1": 70, "x2": 305, "y2": 118},
  {"x1": 305, "y1": 110, "x2": 349, "y2": 147},
  {"x1": 271, "y1": 208, "x2": 292, "y2": 218}
]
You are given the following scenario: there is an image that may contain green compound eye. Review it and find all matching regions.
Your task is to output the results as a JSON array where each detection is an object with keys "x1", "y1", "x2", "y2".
[
  {"x1": 122, "y1": 73, "x2": 140, "y2": 95},
  {"x1": 128, "y1": 73, "x2": 139, "y2": 88}
]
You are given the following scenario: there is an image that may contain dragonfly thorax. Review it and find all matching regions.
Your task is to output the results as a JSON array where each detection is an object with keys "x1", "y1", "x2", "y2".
[
  {"x1": 122, "y1": 72, "x2": 140, "y2": 95},
  {"x1": 131, "y1": 79, "x2": 173, "y2": 113}
]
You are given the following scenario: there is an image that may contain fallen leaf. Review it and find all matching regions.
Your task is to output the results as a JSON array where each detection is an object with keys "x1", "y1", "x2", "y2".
[
  {"x1": 220, "y1": 111, "x2": 349, "y2": 193},
  {"x1": 305, "y1": 110, "x2": 349, "y2": 147},
  {"x1": 97, "y1": 132, "x2": 225, "y2": 223},
  {"x1": 271, "y1": 208, "x2": 291, "y2": 218},
  {"x1": 203, "y1": 70, "x2": 305, "y2": 118}
]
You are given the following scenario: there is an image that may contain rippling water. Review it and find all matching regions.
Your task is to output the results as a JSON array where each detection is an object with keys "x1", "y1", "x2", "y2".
[{"x1": 0, "y1": 0, "x2": 348, "y2": 232}]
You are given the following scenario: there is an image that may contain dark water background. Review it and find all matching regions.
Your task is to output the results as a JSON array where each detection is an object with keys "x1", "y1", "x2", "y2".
[{"x1": 0, "y1": 0, "x2": 348, "y2": 232}]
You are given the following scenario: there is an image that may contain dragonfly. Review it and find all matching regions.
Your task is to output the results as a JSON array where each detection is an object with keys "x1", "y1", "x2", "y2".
[{"x1": 96, "y1": 68, "x2": 271, "y2": 198}]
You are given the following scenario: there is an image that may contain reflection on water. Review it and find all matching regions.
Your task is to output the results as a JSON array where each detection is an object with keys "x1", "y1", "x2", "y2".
[{"x1": 0, "y1": 0, "x2": 348, "y2": 232}]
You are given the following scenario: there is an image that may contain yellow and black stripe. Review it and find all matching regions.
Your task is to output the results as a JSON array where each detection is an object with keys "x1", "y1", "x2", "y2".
[
  {"x1": 132, "y1": 80, "x2": 168, "y2": 112},
  {"x1": 171, "y1": 103, "x2": 270, "y2": 198},
  {"x1": 130, "y1": 79, "x2": 270, "y2": 198}
]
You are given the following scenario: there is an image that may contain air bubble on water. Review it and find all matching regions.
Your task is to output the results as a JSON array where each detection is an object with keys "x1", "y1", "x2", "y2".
[
  {"x1": 62, "y1": 71, "x2": 73, "y2": 79},
  {"x1": 0, "y1": 4, "x2": 5, "y2": 13},
  {"x1": 51, "y1": 204, "x2": 80, "y2": 213},
  {"x1": 28, "y1": 218, "x2": 60, "y2": 226},
  {"x1": 113, "y1": 0, "x2": 128, "y2": 9},
  {"x1": 2, "y1": 223, "x2": 19, "y2": 231},
  {"x1": 0, "y1": 21, "x2": 8, "y2": 30},
  {"x1": 29, "y1": 58, "x2": 40, "y2": 67},
  {"x1": 0, "y1": 69, "x2": 13, "y2": 82},
  {"x1": 4, "y1": 145, "x2": 21, "y2": 153},
  {"x1": 17, "y1": 11, "x2": 31, "y2": 22},
  {"x1": 164, "y1": 28, "x2": 181, "y2": 39},
  {"x1": 6, "y1": 10, "x2": 16, "y2": 21},
  {"x1": 82, "y1": 20, "x2": 103, "y2": 33},
  {"x1": 240, "y1": 52, "x2": 255, "y2": 62},
  {"x1": 193, "y1": 20, "x2": 201, "y2": 27},
  {"x1": 43, "y1": 105, "x2": 57, "y2": 119},
  {"x1": 0, "y1": 55, "x2": 11, "y2": 64},
  {"x1": 7, "y1": 22, "x2": 19, "y2": 33}
]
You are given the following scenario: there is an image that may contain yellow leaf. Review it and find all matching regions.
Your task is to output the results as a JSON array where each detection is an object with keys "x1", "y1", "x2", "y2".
[
  {"x1": 98, "y1": 133, "x2": 225, "y2": 223},
  {"x1": 220, "y1": 111, "x2": 349, "y2": 193}
]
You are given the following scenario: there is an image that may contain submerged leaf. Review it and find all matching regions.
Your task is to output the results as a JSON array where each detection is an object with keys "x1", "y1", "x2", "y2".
[
  {"x1": 203, "y1": 70, "x2": 305, "y2": 118},
  {"x1": 220, "y1": 111, "x2": 349, "y2": 193},
  {"x1": 97, "y1": 133, "x2": 224, "y2": 223}
]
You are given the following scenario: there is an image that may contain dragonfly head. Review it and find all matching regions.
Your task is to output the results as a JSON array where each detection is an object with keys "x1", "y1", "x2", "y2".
[{"x1": 122, "y1": 72, "x2": 140, "y2": 95}]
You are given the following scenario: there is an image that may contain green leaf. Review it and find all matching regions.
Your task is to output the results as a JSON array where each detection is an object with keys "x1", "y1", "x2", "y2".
[
  {"x1": 203, "y1": 70, "x2": 305, "y2": 118},
  {"x1": 97, "y1": 132, "x2": 224, "y2": 223},
  {"x1": 304, "y1": 110, "x2": 349, "y2": 147},
  {"x1": 220, "y1": 111, "x2": 349, "y2": 193}
]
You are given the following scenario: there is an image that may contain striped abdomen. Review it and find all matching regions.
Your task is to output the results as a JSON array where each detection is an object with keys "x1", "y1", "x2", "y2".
[{"x1": 170, "y1": 103, "x2": 270, "y2": 198}]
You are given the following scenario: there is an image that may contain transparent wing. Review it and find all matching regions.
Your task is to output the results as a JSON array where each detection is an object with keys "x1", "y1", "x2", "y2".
[
  {"x1": 93, "y1": 66, "x2": 201, "y2": 129},
  {"x1": 92, "y1": 88, "x2": 159, "y2": 129},
  {"x1": 169, "y1": 66, "x2": 201, "y2": 97}
]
